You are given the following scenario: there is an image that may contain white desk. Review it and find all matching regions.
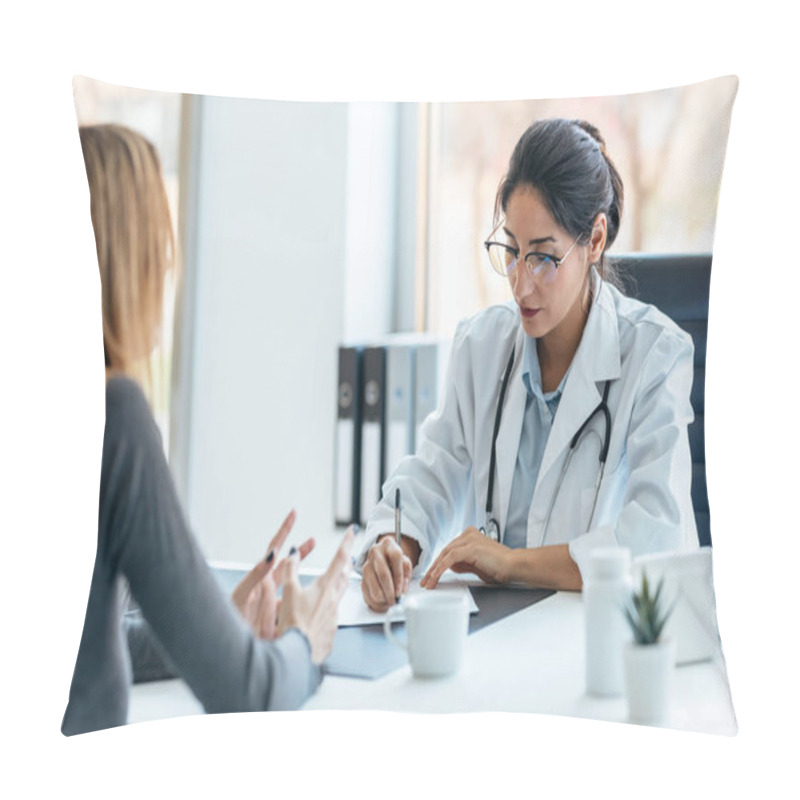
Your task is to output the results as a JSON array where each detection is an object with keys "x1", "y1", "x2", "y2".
[{"x1": 128, "y1": 590, "x2": 736, "y2": 735}]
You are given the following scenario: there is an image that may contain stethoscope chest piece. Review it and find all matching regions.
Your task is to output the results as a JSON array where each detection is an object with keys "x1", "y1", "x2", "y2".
[{"x1": 480, "y1": 517, "x2": 501, "y2": 542}]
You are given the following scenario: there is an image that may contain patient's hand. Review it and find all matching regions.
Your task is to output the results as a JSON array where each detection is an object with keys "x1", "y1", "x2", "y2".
[
  {"x1": 277, "y1": 528, "x2": 355, "y2": 664},
  {"x1": 231, "y1": 509, "x2": 314, "y2": 639}
]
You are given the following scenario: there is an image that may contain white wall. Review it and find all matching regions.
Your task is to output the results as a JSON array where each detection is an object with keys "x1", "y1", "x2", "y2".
[
  {"x1": 342, "y1": 102, "x2": 398, "y2": 343},
  {"x1": 183, "y1": 96, "x2": 398, "y2": 565}
]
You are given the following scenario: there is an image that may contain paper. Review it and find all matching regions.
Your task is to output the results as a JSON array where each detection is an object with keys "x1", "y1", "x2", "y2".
[{"x1": 337, "y1": 575, "x2": 479, "y2": 627}]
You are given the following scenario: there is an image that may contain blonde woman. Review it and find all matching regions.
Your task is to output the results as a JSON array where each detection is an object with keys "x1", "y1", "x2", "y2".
[{"x1": 62, "y1": 124, "x2": 353, "y2": 736}]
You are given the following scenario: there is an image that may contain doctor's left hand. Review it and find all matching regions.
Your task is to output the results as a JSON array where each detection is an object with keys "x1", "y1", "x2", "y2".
[
  {"x1": 231, "y1": 509, "x2": 315, "y2": 640},
  {"x1": 420, "y1": 526, "x2": 511, "y2": 590}
]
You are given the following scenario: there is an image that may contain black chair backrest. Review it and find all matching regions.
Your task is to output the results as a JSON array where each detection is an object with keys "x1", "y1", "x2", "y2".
[{"x1": 614, "y1": 254, "x2": 712, "y2": 547}]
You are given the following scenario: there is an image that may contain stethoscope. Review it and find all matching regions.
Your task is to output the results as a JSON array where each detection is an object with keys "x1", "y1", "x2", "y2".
[{"x1": 479, "y1": 344, "x2": 612, "y2": 544}]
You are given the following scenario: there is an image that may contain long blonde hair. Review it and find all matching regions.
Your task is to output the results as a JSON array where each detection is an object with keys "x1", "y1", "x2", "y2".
[{"x1": 79, "y1": 123, "x2": 174, "y2": 386}]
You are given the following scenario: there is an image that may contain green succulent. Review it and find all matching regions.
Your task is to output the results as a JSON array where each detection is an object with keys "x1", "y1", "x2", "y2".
[{"x1": 623, "y1": 570, "x2": 674, "y2": 646}]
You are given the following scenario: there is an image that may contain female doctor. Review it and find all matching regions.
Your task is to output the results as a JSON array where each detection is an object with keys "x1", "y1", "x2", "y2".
[{"x1": 359, "y1": 117, "x2": 698, "y2": 612}]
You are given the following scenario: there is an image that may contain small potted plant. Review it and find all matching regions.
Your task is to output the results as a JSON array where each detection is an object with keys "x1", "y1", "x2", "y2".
[{"x1": 622, "y1": 569, "x2": 676, "y2": 724}]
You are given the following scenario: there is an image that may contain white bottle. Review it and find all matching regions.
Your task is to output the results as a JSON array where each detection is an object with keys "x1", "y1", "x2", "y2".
[{"x1": 584, "y1": 547, "x2": 633, "y2": 697}]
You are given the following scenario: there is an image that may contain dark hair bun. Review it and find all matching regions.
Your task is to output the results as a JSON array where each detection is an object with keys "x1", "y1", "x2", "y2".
[
  {"x1": 573, "y1": 120, "x2": 607, "y2": 154},
  {"x1": 572, "y1": 119, "x2": 624, "y2": 247},
  {"x1": 495, "y1": 117, "x2": 626, "y2": 282}
]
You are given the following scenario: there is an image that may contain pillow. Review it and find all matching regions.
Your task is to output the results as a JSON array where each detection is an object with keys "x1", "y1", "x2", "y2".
[{"x1": 68, "y1": 76, "x2": 737, "y2": 737}]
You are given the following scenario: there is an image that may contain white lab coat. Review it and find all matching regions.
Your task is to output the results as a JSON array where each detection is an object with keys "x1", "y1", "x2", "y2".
[{"x1": 360, "y1": 270, "x2": 699, "y2": 580}]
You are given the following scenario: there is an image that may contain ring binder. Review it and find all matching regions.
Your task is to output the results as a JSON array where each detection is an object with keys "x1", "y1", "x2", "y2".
[
  {"x1": 334, "y1": 345, "x2": 363, "y2": 526},
  {"x1": 359, "y1": 346, "x2": 386, "y2": 525}
]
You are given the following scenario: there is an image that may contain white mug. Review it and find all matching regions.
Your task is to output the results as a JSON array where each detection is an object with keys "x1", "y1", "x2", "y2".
[{"x1": 383, "y1": 591, "x2": 469, "y2": 678}]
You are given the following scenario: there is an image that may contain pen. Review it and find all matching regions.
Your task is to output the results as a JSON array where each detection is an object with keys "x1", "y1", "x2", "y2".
[{"x1": 394, "y1": 488, "x2": 401, "y2": 604}]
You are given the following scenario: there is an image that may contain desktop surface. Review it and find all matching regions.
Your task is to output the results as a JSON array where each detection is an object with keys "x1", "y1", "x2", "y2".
[{"x1": 128, "y1": 576, "x2": 736, "y2": 735}]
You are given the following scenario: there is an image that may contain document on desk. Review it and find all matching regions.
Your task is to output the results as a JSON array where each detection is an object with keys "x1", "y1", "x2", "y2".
[{"x1": 337, "y1": 574, "x2": 479, "y2": 627}]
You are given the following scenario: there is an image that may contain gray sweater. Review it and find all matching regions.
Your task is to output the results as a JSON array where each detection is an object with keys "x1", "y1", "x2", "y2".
[{"x1": 61, "y1": 376, "x2": 321, "y2": 736}]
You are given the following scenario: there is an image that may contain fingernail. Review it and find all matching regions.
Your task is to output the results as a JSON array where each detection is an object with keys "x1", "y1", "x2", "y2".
[{"x1": 265, "y1": 550, "x2": 275, "y2": 564}]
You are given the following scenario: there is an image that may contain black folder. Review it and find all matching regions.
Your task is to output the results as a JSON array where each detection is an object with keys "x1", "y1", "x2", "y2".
[
  {"x1": 334, "y1": 345, "x2": 363, "y2": 527},
  {"x1": 359, "y1": 345, "x2": 387, "y2": 526}
]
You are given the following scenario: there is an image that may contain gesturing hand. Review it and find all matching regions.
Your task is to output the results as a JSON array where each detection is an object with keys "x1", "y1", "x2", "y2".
[
  {"x1": 420, "y1": 526, "x2": 511, "y2": 589},
  {"x1": 277, "y1": 528, "x2": 355, "y2": 664},
  {"x1": 231, "y1": 509, "x2": 314, "y2": 640}
]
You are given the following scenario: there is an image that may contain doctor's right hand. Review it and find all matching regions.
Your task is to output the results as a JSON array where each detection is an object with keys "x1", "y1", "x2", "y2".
[{"x1": 361, "y1": 535, "x2": 417, "y2": 612}]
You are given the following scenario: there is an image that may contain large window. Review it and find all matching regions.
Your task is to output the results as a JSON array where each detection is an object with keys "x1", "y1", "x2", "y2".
[
  {"x1": 421, "y1": 78, "x2": 738, "y2": 336},
  {"x1": 68, "y1": 80, "x2": 737, "y2": 461},
  {"x1": 72, "y1": 76, "x2": 184, "y2": 449}
]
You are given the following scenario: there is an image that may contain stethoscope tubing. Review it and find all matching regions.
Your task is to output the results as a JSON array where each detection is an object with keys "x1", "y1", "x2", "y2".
[
  {"x1": 482, "y1": 346, "x2": 612, "y2": 544},
  {"x1": 481, "y1": 344, "x2": 517, "y2": 541}
]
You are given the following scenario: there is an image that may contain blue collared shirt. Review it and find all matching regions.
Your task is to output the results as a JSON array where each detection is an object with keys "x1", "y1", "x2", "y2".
[{"x1": 503, "y1": 335, "x2": 569, "y2": 550}]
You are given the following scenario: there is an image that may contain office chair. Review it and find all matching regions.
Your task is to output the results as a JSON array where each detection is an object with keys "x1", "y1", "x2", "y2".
[{"x1": 616, "y1": 254, "x2": 712, "y2": 547}]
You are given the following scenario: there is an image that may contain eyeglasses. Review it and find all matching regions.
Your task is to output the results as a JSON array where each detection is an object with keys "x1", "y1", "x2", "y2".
[{"x1": 484, "y1": 219, "x2": 579, "y2": 284}]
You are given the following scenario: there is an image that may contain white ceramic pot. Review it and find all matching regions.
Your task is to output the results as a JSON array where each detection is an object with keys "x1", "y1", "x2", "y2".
[{"x1": 623, "y1": 639, "x2": 675, "y2": 724}]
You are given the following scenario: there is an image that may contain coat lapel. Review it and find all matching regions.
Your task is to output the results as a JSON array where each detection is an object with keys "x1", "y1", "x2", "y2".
[
  {"x1": 536, "y1": 273, "x2": 621, "y2": 488},
  {"x1": 494, "y1": 323, "x2": 527, "y2": 535}
]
